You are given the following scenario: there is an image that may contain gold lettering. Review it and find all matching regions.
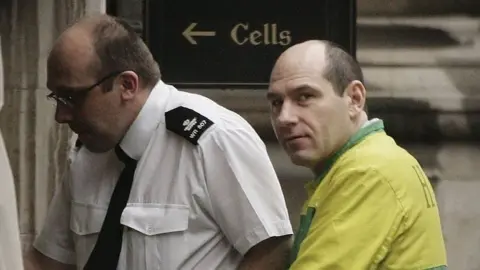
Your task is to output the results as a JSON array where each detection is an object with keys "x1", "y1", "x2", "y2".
[
  {"x1": 271, "y1": 24, "x2": 278, "y2": 44},
  {"x1": 279, "y1": 30, "x2": 292, "y2": 46},
  {"x1": 250, "y1": 31, "x2": 262, "y2": 45},
  {"x1": 263, "y1": 24, "x2": 270, "y2": 45},
  {"x1": 230, "y1": 23, "x2": 249, "y2": 45},
  {"x1": 230, "y1": 23, "x2": 292, "y2": 46}
]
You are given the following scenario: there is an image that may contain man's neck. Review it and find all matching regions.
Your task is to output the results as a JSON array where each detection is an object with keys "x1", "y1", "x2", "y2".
[
  {"x1": 129, "y1": 89, "x2": 151, "y2": 122},
  {"x1": 118, "y1": 89, "x2": 152, "y2": 145},
  {"x1": 311, "y1": 113, "x2": 369, "y2": 177},
  {"x1": 356, "y1": 112, "x2": 369, "y2": 129}
]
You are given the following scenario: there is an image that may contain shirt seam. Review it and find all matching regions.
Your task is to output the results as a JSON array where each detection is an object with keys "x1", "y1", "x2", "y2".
[{"x1": 369, "y1": 168, "x2": 408, "y2": 268}]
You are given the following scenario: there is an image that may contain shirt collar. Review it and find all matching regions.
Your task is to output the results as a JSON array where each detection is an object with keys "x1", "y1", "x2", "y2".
[
  {"x1": 362, "y1": 117, "x2": 380, "y2": 128},
  {"x1": 311, "y1": 118, "x2": 385, "y2": 186},
  {"x1": 119, "y1": 80, "x2": 172, "y2": 160}
]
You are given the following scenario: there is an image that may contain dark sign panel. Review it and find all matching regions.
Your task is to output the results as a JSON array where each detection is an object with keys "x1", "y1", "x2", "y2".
[{"x1": 145, "y1": 0, "x2": 356, "y2": 88}]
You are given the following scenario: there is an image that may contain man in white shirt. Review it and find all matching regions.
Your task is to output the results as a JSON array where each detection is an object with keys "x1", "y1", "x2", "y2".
[
  {"x1": 0, "y1": 36, "x2": 25, "y2": 270},
  {"x1": 24, "y1": 14, "x2": 293, "y2": 270}
]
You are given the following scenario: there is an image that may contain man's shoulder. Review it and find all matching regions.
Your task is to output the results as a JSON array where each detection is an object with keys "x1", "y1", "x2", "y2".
[
  {"x1": 164, "y1": 105, "x2": 216, "y2": 146},
  {"x1": 166, "y1": 90, "x2": 245, "y2": 125},
  {"x1": 340, "y1": 131, "x2": 419, "y2": 173},
  {"x1": 334, "y1": 131, "x2": 430, "y2": 202},
  {"x1": 322, "y1": 131, "x2": 425, "y2": 198},
  {"x1": 164, "y1": 91, "x2": 256, "y2": 146}
]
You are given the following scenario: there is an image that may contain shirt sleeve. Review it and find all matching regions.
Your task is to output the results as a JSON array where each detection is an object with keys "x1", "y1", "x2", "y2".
[
  {"x1": 33, "y1": 172, "x2": 76, "y2": 265},
  {"x1": 200, "y1": 125, "x2": 293, "y2": 255},
  {"x1": 290, "y1": 167, "x2": 405, "y2": 270}
]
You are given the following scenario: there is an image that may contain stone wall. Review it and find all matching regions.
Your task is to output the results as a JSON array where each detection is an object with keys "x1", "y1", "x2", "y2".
[
  {"x1": 359, "y1": 0, "x2": 480, "y2": 16},
  {"x1": 0, "y1": 0, "x2": 105, "y2": 251}
]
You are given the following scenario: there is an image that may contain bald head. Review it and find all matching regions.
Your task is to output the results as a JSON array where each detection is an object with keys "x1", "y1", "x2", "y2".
[
  {"x1": 48, "y1": 22, "x2": 97, "y2": 81},
  {"x1": 271, "y1": 40, "x2": 363, "y2": 95},
  {"x1": 48, "y1": 14, "x2": 160, "y2": 90},
  {"x1": 272, "y1": 40, "x2": 328, "y2": 77}
]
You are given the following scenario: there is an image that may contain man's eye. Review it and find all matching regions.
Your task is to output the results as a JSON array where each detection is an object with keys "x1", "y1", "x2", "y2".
[
  {"x1": 270, "y1": 99, "x2": 283, "y2": 107},
  {"x1": 60, "y1": 97, "x2": 72, "y2": 104},
  {"x1": 298, "y1": 94, "x2": 313, "y2": 102},
  {"x1": 56, "y1": 93, "x2": 74, "y2": 101},
  {"x1": 63, "y1": 96, "x2": 75, "y2": 103},
  {"x1": 48, "y1": 93, "x2": 75, "y2": 106}
]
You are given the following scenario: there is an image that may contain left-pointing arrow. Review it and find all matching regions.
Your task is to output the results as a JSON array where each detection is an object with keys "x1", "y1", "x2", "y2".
[{"x1": 182, "y1": 23, "x2": 216, "y2": 45}]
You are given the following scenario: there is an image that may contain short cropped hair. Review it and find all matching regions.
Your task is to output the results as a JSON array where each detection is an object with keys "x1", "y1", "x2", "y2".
[
  {"x1": 90, "y1": 15, "x2": 161, "y2": 89},
  {"x1": 322, "y1": 41, "x2": 364, "y2": 95}
]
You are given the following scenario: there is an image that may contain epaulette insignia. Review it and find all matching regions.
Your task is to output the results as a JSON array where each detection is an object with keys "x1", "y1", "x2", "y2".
[{"x1": 165, "y1": 106, "x2": 214, "y2": 145}]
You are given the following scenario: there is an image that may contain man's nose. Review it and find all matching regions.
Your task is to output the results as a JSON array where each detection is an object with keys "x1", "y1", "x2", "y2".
[
  {"x1": 276, "y1": 102, "x2": 298, "y2": 126},
  {"x1": 54, "y1": 103, "x2": 73, "y2": 123}
]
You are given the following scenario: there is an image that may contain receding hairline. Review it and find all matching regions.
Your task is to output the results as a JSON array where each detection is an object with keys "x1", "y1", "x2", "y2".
[
  {"x1": 273, "y1": 39, "x2": 354, "y2": 72},
  {"x1": 275, "y1": 40, "x2": 328, "y2": 66},
  {"x1": 49, "y1": 14, "x2": 161, "y2": 89},
  {"x1": 47, "y1": 23, "x2": 98, "y2": 80},
  {"x1": 286, "y1": 40, "x2": 353, "y2": 78},
  {"x1": 48, "y1": 14, "x2": 120, "y2": 63},
  {"x1": 270, "y1": 40, "x2": 332, "y2": 87},
  {"x1": 270, "y1": 39, "x2": 363, "y2": 97},
  {"x1": 50, "y1": 13, "x2": 113, "y2": 52}
]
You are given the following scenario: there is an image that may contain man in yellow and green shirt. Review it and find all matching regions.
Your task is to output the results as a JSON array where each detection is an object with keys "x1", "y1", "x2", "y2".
[{"x1": 267, "y1": 39, "x2": 447, "y2": 269}]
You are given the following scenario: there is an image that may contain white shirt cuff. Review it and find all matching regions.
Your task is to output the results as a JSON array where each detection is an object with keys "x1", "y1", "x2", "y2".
[{"x1": 234, "y1": 220, "x2": 294, "y2": 255}]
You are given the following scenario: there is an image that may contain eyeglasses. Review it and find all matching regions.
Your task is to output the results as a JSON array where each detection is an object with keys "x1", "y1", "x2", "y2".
[{"x1": 46, "y1": 71, "x2": 123, "y2": 107}]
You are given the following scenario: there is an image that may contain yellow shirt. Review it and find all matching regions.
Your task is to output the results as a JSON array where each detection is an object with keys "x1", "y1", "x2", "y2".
[{"x1": 288, "y1": 120, "x2": 447, "y2": 270}]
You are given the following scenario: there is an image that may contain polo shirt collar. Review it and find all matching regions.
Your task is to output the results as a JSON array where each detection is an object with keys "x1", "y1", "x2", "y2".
[{"x1": 313, "y1": 118, "x2": 384, "y2": 184}]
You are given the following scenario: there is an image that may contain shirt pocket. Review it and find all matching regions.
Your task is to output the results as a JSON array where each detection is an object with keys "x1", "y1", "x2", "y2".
[
  {"x1": 69, "y1": 202, "x2": 107, "y2": 268},
  {"x1": 120, "y1": 203, "x2": 190, "y2": 270}
]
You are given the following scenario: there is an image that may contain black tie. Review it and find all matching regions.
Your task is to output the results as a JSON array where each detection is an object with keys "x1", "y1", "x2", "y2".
[{"x1": 84, "y1": 145, "x2": 137, "y2": 270}]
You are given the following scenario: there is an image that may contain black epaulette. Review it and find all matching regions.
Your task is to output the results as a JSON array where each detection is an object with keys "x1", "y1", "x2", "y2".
[{"x1": 165, "y1": 106, "x2": 214, "y2": 145}]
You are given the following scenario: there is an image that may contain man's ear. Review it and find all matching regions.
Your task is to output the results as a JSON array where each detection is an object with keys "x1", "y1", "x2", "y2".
[
  {"x1": 343, "y1": 80, "x2": 366, "y2": 118},
  {"x1": 118, "y1": 71, "x2": 139, "y2": 101}
]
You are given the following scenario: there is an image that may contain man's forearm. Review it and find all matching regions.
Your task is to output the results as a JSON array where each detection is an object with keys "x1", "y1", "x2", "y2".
[{"x1": 238, "y1": 235, "x2": 293, "y2": 270}]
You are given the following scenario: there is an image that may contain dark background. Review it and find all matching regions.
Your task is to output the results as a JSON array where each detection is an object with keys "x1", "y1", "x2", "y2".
[{"x1": 143, "y1": 0, "x2": 356, "y2": 88}]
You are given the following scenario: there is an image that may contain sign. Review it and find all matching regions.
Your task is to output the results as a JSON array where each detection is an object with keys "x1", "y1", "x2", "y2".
[{"x1": 145, "y1": 0, "x2": 356, "y2": 88}]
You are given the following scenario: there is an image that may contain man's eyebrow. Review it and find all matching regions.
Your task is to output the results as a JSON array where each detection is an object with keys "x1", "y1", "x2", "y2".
[
  {"x1": 266, "y1": 83, "x2": 318, "y2": 100},
  {"x1": 289, "y1": 84, "x2": 315, "y2": 92},
  {"x1": 266, "y1": 92, "x2": 282, "y2": 100}
]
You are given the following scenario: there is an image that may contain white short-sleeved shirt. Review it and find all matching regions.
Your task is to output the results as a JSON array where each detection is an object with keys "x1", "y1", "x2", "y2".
[
  {"x1": 0, "y1": 35, "x2": 24, "y2": 270},
  {"x1": 34, "y1": 80, "x2": 293, "y2": 270}
]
